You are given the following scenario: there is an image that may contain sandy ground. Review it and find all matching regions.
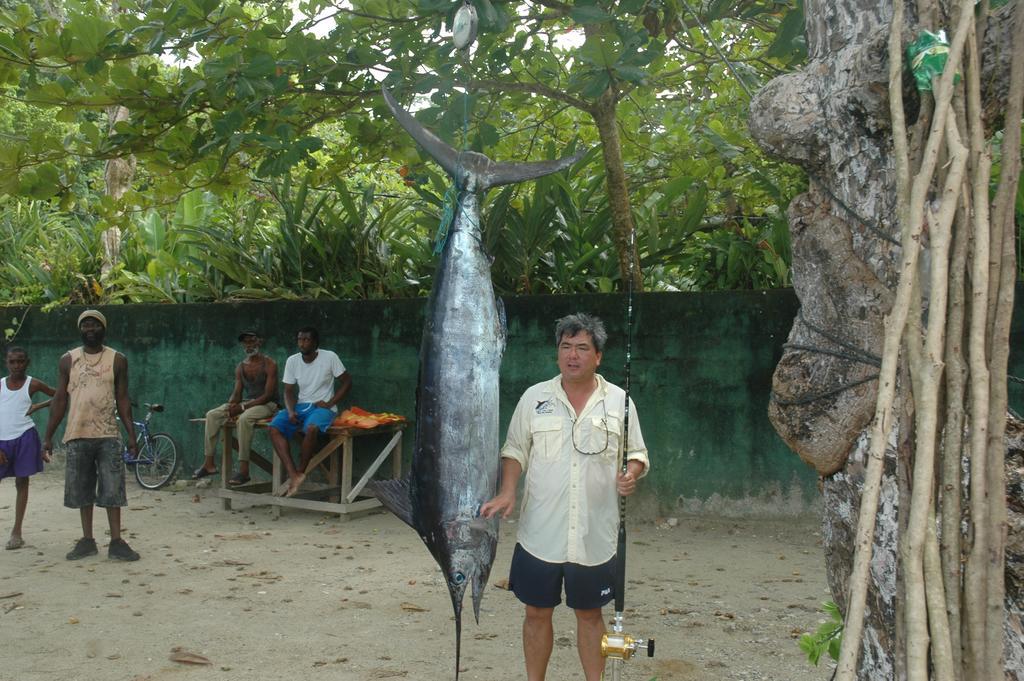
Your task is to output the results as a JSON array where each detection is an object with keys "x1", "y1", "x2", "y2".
[{"x1": 1, "y1": 467, "x2": 834, "y2": 681}]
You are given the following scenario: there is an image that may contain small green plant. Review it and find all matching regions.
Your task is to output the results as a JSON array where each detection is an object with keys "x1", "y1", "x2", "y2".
[
  {"x1": 3, "y1": 308, "x2": 30, "y2": 343},
  {"x1": 799, "y1": 600, "x2": 844, "y2": 666}
]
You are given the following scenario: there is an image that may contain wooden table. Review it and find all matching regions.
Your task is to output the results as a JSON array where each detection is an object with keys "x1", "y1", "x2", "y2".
[{"x1": 196, "y1": 418, "x2": 404, "y2": 518}]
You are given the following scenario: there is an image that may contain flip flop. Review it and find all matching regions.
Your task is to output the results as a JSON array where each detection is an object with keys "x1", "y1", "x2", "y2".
[
  {"x1": 5, "y1": 536, "x2": 25, "y2": 550},
  {"x1": 191, "y1": 467, "x2": 218, "y2": 480},
  {"x1": 227, "y1": 472, "x2": 251, "y2": 486}
]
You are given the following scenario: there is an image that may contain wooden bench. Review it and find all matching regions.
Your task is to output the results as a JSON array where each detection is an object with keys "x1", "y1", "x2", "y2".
[{"x1": 191, "y1": 417, "x2": 404, "y2": 518}]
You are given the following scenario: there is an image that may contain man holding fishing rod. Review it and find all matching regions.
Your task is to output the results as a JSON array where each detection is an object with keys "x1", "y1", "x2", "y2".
[{"x1": 481, "y1": 312, "x2": 649, "y2": 681}]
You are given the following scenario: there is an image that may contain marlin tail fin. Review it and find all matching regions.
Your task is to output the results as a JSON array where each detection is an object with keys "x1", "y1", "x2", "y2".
[{"x1": 382, "y1": 87, "x2": 589, "y2": 192}]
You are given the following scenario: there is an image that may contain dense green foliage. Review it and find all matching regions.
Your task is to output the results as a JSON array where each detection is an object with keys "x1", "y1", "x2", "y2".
[{"x1": 0, "y1": 0, "x2": 810, "y2": 304}]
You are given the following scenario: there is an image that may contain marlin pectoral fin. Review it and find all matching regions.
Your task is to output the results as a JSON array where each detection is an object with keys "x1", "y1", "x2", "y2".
[{"x1": 365, "y1": 478, "x2": 415, "y2": 529}]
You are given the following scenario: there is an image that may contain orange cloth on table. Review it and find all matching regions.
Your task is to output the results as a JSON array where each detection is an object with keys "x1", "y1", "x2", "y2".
[{"x1": 333, "y1": 406, "x2": 406, "y2": 429}]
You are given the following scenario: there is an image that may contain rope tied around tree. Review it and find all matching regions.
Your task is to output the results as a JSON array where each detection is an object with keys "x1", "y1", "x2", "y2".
[
  {"x1": 771, "y1": 308, "x2": 881, "y2": 407},
  {"x1": 809, "y1": 173, "x2": 901, "y2": 246}
]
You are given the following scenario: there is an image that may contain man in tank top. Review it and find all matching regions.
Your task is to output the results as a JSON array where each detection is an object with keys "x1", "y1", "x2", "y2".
[
  {"x1": 0, "y1": 346, "x2": 55, "y2": 550},
  {"x1": 193, "y1": 330, "x2": 279, "y2": 486},
  {"x1": 43, "y1": 310, "x2": 141, "y2": 561}
]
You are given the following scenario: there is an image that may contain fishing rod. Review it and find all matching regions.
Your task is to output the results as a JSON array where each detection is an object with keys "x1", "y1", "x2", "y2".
[{"x1": 601, "y1": 228, "x2": 654, "y2": 678}]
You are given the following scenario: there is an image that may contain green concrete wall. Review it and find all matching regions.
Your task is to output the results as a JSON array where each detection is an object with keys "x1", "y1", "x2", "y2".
[{"x1": 7, "y1": 283, "x2": 1024, "y2": 516}]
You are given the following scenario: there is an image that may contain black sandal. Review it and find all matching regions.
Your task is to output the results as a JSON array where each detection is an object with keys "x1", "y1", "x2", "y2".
[
  {"x1": 191, "y1": 467, "x2": 218, "y2": 480},
  {"x1": 227, "y1": 472, "x2": 251, "y2": 486}
]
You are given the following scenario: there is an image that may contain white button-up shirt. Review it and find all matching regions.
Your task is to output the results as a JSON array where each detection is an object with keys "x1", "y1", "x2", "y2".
[{"x1": 501, "y1": 374, "x2": 649, "y2": 566}]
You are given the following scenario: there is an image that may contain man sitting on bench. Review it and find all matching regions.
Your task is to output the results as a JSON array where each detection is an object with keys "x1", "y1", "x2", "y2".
[
  {"x1": 268, "y1": 326, "x2": 351, "y2": 497},
  {"x1": 194, "y1": 330, "x2": 279, "y2": 486}
]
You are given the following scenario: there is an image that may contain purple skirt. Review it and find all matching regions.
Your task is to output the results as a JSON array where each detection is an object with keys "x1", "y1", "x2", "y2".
[{"x1": 0, "y1": 428, "x2": 44, "y2": 480}]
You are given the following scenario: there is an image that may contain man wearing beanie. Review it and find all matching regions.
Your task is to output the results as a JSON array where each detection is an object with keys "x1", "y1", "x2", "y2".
[{"x1": 43, "y1": 309, "x2": 141, "y2": 561}]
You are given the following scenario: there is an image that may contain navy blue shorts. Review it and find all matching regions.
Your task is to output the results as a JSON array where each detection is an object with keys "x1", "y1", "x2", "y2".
[{"x1": 509, "y1": 543, "x2": 617, "y2": 610}]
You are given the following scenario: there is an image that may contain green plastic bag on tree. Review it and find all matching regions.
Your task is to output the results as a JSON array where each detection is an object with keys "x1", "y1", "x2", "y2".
[{"x1": 907, "y1": 30, "x2": 958, "y2": 92}]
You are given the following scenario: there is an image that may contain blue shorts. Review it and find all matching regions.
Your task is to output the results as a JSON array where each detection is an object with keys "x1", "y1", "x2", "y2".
[
  {"x1": 268, "y1": 403, "x2": 334, "y2": 439},
  {"x1": 0, "y1": 428, "x2": 43, "y2": 480},
  {"x1": 509, "y1": 543, "x2": 617, "y2": 610}
]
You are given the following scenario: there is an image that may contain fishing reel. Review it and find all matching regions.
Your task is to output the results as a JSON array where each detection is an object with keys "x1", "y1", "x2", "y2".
[{"x1": 601, "y1": 613, "x2": 655, "y2": 661}]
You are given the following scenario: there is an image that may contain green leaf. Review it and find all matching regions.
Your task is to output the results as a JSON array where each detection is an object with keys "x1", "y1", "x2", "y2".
[
  {"x1": 21, "y1": 163, "x2": 63, "y2": 199},
  {"x1": 243, "y1": 52, "x2": 278, "y2": 78},
  {"x1": 579, "y1": 32, "x2": 620, "y2": 68},
  {"x1": 658, "y1": 176, "x2": 696, "y2": 207},
  {"x1": 146, "y1": 29, "x2": 166, "y2": 54},
  {"x1": 570, "y1": 3, "x2": 612, "y2": 24},
  {"x1": 580, "y1": 71, "x2": 611, "y2": 99},
  {"x1": 0, "y1": 33, "x2": 26, "y2": 61},
  {"x1": 680, "y1": 186, "x2": 709, "y2": 234},
  {"x1": 212, "y1": 109, "x2": 246, "y2": 137},
  {"x1": 705, "y1": 0, "x2": 733, "y2": 21},
  {"x1": 763, "y1": 2, "x2": 807, "y2": 63},
  {"x1": 55, "y1": 107, "x2": 78, "y2": 123},
  {"x1": 418, "y1": 0, "x2": 452, "y2": 13},
  {"x1": 65, "y1": 12, "x2": 111, "y2": 58},
  {"x1": 79, "y1": 121, "x2": 101, "y2": 146},
  {"x1": 613, "y1": 64, "x2": 647, "y2": 84}
]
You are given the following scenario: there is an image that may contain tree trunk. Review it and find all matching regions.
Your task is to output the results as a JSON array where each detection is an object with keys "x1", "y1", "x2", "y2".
[
  {"x1": 102, "y1": 103, "x2": 135, "y2": 276},
  {"x1": 590, "y1": 88, "x2": 643, "y2": 292},
  {"x1": 749, "y1": 1, "x2": 1022, "y2": 678},
  {"x1": 100, "y1": 0, "x2": 134, "y2": 278}
]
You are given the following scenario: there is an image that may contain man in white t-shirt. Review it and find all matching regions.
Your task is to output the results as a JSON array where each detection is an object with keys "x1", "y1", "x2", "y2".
[{"x1": 267, "y1": 326, "x2": 351, "y2": 497}]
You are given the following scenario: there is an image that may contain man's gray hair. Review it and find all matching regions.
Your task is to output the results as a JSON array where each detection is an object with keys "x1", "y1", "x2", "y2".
[{"x1": 555, "y1": 313, "x2": 608, "y2": 352}]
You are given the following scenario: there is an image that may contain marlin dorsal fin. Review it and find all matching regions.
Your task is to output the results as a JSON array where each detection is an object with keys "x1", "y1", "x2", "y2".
[{"x1": 382, "y1": 87, "x2": 588, "y2": 192}]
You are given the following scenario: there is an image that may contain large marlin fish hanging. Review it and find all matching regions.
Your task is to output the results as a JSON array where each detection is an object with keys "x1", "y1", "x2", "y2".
[{"x1": 367, "y1": 87, "x2": 587, "y2": 679}]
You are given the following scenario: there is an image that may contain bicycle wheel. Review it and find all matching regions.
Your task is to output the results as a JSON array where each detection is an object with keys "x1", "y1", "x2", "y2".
[{"x1": 134, "y1": 432, "x2": 180, "y2": 490}]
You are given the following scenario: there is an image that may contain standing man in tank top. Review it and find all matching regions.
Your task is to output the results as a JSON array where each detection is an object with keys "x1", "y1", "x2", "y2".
[
  {"x1": 193, "y1": 329, "x2": 279, "y2": 486},
  {"x1": 0, "y1": 346, "x2": 55, "y2": 550},
  {"x1": 43, "y1": 310, "x2": 141, "y2": 561}
]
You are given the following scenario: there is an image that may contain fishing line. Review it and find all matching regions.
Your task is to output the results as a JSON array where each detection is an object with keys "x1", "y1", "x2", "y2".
[{"x1": 432, "y1": 5, "x2": 475, "y2": 255}]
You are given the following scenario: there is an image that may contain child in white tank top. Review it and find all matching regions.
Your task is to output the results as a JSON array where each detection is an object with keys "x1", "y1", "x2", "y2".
[{"x1": 0, "y1": 347, "x2": 55, "y2": 550}]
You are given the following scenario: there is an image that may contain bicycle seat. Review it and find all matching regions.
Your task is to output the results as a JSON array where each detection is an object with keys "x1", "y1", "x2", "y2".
[{"x1": 147, "y1": 403, "x2": 165, "y2": 412}]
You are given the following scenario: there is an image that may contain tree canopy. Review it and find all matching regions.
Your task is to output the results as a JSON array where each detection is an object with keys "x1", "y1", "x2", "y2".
[{"x1": 1, "y1": 0, "x2": 809, "y2": 305}]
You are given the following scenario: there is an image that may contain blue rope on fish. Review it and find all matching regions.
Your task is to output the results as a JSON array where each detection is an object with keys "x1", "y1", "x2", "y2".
[
  {"x1": 432, "y1": 86, "x2": 471, "y2": 255},
  {"x1": 434, "y1": 184, "x2": 460, "y2": 255}
]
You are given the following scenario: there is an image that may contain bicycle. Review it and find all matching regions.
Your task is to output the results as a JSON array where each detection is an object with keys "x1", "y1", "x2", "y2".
[{"x1": 122, "y1": 403, "x2": 180, "y2": 489}]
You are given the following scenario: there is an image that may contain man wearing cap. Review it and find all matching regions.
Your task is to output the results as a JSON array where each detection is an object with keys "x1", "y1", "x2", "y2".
[
  {"x1": 193, "y1": 330, "x2": 279, "y2": 486},
  {"x1": 43, "y1": 310, "x2": 141, "y2": 561}
]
